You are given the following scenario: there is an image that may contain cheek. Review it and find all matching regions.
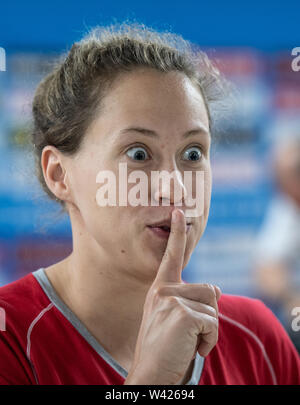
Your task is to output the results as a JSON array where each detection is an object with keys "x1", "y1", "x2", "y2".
[
  {"x1": 68, "y1": 166, "x2": 93, "y2": 208},
  {"x1": 70, "y1": 155, "x2": 114, "y2": 211},
  {"x1": 68, "y1": 159, "x2": 112, "y2": 226},
  {"x1": 85, "y1": 203, "x2": 126, "y2": 250}
]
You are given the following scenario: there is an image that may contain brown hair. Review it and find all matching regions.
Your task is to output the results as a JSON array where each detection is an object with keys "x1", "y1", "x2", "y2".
[{"x1": 31, "y1": 21, "x2": 228, "y2": 212}]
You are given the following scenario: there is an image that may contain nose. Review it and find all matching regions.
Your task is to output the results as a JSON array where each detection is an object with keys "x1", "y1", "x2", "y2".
[{"x1": 151, "y1": 168, "x2": 187, "y2": 206}]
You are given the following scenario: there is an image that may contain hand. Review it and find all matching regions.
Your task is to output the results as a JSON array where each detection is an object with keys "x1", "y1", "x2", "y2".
[{"x1": 125, "y1": 209, "x2": 221, "y2": 385}]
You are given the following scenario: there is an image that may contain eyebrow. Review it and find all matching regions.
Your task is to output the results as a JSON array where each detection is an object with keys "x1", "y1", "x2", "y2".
[{"x1": 118, "y1": 125, "x2": 210, "y2": 138}]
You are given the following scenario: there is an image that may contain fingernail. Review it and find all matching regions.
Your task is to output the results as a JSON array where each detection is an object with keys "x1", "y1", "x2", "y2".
[
  {"x1": 215, "y1": 285, "x2": 222, "y2": 296},
  {"x1": 178, "y1": 209, "x2": 185, "y2": 217},
  {"x1": 172, "y1": 209, "x2": 185, "y2": 223},
  {"x1": 172, "y1": 210, "x2": 179, "y2": 223}
]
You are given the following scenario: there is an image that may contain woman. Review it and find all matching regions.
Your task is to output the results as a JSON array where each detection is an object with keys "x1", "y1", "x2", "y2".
[{"x1": 0, "y1": 22, "x2": 299, "y2": 385}]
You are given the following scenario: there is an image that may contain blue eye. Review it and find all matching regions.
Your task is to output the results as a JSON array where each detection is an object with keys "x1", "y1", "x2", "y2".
[
  {"x1": 126, "y1": 146, "x2": 149, "y2": 161},
  {"x1": 183, "y1": 146, "x2": 202, "y2": 162}
]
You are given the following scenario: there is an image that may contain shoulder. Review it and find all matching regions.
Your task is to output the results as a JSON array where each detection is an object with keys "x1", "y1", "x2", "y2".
[
  {"x1": 0, "y1": 271, "x2": 52, "y2": 348},
  {"x1": 218, "y1": 293, "x2": 271, "y2": 327},
  {"x1": 217, "y1": 294, "x2": 300, "y2": 384},
  {"x1": 0, "y1": 272, "x2": 53, "y2": 384},
  {"x1": 218, "y1": 293, "x2": 288, "y2": 343},
  {"x1": 0, "y1": 271, "x2": 50, "y2": 320}
]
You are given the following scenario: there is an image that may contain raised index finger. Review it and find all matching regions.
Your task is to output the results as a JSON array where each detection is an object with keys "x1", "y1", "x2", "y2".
[{"x1": 154, "y1": 209, "x2": 187, "y2": 284}]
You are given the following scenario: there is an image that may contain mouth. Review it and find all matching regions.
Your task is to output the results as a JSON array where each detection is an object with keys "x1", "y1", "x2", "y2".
[{"x1": 147, "y1": 223, "x2": 192, "y2": 239}]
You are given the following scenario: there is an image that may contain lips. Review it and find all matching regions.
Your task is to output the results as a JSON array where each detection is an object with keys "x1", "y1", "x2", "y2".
[
  {"x1": 147, "y1": 218, "x2": 192, "y2": 229},
  {"x1": 147, "y1": 225, "x2": 171, "y2": 239},
  {"x1": 148, "y1": 219, "x2": 171, "y2": 228},
  {"x1": 148, "y1": 223, "x2": 171, "y2": 232},
  {"x1": 147, "y1": 217, "x2": 192, "y2": 239}
]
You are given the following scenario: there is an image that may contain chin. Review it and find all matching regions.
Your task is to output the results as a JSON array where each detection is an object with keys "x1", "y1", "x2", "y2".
[{"x1": 142, "y1": 247, "x2": 165, "y2": 271}]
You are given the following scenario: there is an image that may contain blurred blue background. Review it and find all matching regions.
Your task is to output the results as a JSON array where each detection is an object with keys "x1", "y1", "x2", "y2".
[{"x1": 0, "y1": 0, "x2": 299, "y2": 305}]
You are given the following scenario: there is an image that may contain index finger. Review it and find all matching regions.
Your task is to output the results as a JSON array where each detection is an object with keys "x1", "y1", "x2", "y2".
[{"x1": 153, "y1": 209, "x2": 187, "y2": 284}]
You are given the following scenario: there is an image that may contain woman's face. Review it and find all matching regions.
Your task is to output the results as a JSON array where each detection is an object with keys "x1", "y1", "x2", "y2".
[{"x1": 64, "y1": 68, "x2": 212, "y2": 281}]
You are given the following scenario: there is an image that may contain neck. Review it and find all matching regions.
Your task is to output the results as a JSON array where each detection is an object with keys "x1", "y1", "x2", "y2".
[{"x1": 45, "y1": 216, "x2": 152, "y2": 363}]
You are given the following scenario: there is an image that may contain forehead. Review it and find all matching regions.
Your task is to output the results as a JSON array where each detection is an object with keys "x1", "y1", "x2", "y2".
[
  {"x1": 100, "y1": 69, "x2": 209, "y2": 128},
  {"x1": 82, "y1": 69, "x2": 210, "y2": 151}
]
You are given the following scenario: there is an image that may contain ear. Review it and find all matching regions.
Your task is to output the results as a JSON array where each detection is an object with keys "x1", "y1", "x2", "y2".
[{"x1": 41, "y1": 145, "x2": 71, "y2": 203}]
